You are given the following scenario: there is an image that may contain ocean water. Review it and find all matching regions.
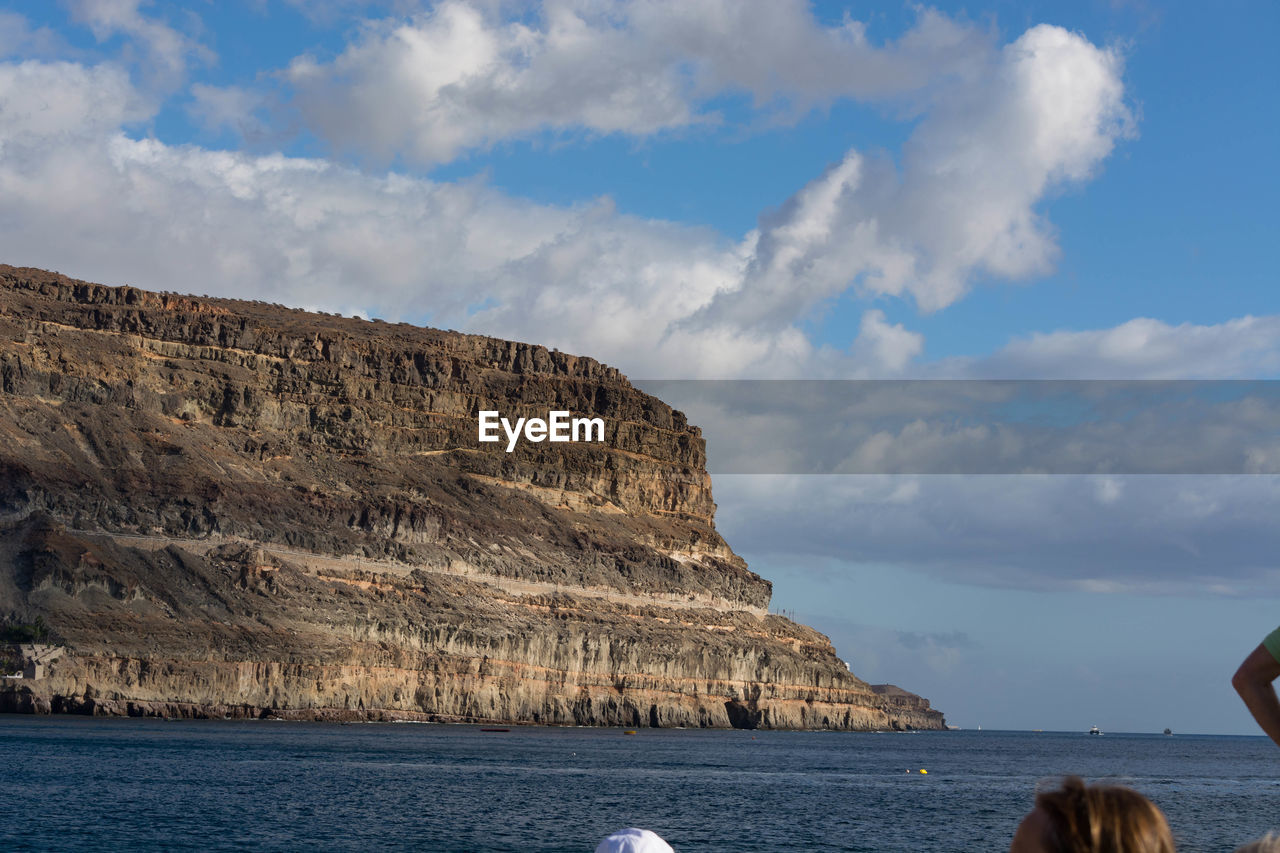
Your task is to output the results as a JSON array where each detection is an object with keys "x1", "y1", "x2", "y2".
[{"x1": 1, "y1": 717, "x2": 1275, "y2": 852}]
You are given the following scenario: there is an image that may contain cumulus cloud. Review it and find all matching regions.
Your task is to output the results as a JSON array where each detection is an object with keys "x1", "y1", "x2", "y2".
[
  {"x1": 280, "y1": 0, "x2": 990, "y2": 164},
  {"x1": 689, "y1": 23, "x2": 1133, "y2": 330},
  {"x1": 277, "y1": 5, "x2": 1127, "y2": 324},
  {"x1": 8, "y1": 11, "x2": 1268, "y2": 384},
  {"x1": 456, "y1": 19, "x2": 1135, "y2": 369},
  {"x1": 257, "y1": 4, "x2": 1131, "y2": 323},
  {"x1": 0, "y1": 43, "x2": 1273, "y2": 384},
  {"x1": 850, "y1": 310, "x2": 925, "y2": 374},
  {"x1": 0, "y1": 57, "x2": 758, "y2": 373},
  {"x1": 0, "y1": 52, "x2": 911, "y2": 378},
  {"x1": 0, "y1": 60, "x2": 149, "y2": 144},
  {"x1": 66, "y1": 0, "x2": 211, "y2": 85},
  {"x1": 285, "y1": 1, "x2": 699, "y2": 164}
]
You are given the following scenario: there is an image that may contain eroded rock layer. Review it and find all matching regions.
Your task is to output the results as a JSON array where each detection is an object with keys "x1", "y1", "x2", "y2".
[{"x1": 0, "y1": 265, "x2": 944, "y2": 730}]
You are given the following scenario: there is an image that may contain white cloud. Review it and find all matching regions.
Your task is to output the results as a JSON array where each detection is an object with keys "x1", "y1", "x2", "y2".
[
  {"x1": 0, "y1": 11, "x2": 70, "y2": 59},
  {"x1": 1, "y1": 46, "x2": 1274, "y2": 385},
  {"x1": 0, "y1": 0, "x2": 1156, "y2": 383},
  {"x1": 689, "y1": 24, "x2": 1133, "y2": 330},
  {"x1": 0, "y1": 50, "x2": 935, "y2": 379},
  {"x1": 0, "y1": 58, "x2": 750, "y2": 374},
  {"x1": 285, "y1": 1, "x2": 698, "y2": 164},
  {"x1": 452, "y1": 17, "x2": 1135, "y2": 370},
  {"x1": 956, "y1": 316, "x2": 1280, "y2": 378},
  {"x1": 11, "y1": 9, "x2": 1270, "y2": 386},
  {"x1": 66, "y1": 0, "x2": 211, "y2": 84},
  {"x1": 0, "y1": 60, "x2": 148, "y2": 145},
  {"x1": 278, "y1": 0, "x2": 992, "y2": 165},
  {"x1": 188, "y1": 83, "x2": 272, "y2": 139},
  {"x1": 850, "y1": 309, "x2": 925, "y2": 374},
  {"x1": 267, "y1": 6, "x2": 1132, "y2": 328}
]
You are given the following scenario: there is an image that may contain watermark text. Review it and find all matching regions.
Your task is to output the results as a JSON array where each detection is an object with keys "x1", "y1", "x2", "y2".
[{"x1": 478, "y1": 410, "x2": 605, "y2": 452}]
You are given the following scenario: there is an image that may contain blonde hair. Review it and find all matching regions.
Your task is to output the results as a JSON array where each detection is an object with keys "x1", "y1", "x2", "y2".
[
  {"x1": 1033, "y1": 776, "x2": 1176, "y2": 853},
  {"x1": 1235, "y1": 834, "x2": 1280, "y2": 853}
]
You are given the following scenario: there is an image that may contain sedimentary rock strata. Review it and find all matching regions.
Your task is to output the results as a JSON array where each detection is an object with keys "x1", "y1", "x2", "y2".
[{"x1": 0, "y1": 265, "x2": 943, "y2": 730}]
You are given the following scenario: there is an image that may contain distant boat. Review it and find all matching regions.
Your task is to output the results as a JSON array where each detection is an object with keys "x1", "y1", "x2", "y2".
[
  {"x1": 1164, "y1": 728, "x2": 1172, "y2": 736},
  {"x1": 1089, "y1": 725, "x2": 1102, "y2": 736}
]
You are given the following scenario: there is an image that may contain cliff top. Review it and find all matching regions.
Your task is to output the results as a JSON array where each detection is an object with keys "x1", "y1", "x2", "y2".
[{"x1": 0, "y1": 263, "x2": 766, "y2": 609}]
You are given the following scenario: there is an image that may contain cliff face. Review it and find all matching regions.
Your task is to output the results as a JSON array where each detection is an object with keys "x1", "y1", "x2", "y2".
[{"x1": 0, "y1": 265, "x2": 944, "y2": 731}]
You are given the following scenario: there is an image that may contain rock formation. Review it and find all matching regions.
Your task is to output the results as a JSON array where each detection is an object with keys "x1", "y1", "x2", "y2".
[{"x1": 0, "y1": 264, "x2": 944, "y2": 730}]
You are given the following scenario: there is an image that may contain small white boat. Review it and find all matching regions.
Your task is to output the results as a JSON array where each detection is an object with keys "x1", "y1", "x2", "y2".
[{"x1": 1089, "y1": 725, "x2": 1102, "y2": 736}]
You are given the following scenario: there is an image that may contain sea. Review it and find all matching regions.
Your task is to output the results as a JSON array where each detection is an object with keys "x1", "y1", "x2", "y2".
[{"x1": 1, "y1": 717, "x2": 1275, "y2": 852}]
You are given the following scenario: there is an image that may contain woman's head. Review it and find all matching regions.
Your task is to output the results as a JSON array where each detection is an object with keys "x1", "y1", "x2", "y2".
[
  {"x1": 1010, "y1": 776, "x2": 1175, "y2": 853},
  {"x1": 1235, "y1": 834, "x2": 1280, "y2": 853}
]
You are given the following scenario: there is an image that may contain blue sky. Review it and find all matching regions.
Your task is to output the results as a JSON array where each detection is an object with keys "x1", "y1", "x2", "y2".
[{"x1": 1, "y1": 0, "x2": 1278, "y2": 734}]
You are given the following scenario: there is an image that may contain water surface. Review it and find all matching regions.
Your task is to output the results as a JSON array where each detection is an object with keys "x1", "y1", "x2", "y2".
[{"x1": 1, "y1": 717, "x2": 1275, "y2": 851}]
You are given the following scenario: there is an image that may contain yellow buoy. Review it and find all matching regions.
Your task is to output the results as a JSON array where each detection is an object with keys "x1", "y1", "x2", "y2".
[
  {"x1": 624, "y1": 730, "x2": 637, "y2": 735},
  {"x1": 919, "y1": 769, "x2": 928, "y2": 775}
]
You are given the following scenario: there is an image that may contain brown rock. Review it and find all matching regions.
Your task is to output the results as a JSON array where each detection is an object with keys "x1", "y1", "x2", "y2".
[{"x1": 0, "y1": 265, "x2": 944, "y2": 731}]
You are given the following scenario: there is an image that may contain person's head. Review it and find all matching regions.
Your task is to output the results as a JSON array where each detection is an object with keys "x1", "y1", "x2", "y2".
[
  {"x1": 1235, "y1": 834, "x2": 1280, "y2": 853},
  {"x1": 594, "y1": 828, "x2": 674, "y2": 853},
  {"x1": 1009, "y1": 776, "x2": 1175, "y2": 853}
]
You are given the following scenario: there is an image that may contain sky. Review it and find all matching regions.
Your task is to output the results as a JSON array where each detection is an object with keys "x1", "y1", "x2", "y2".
[{"x1": 1, "y1": 0, "x2": 1278, "y2": 734}]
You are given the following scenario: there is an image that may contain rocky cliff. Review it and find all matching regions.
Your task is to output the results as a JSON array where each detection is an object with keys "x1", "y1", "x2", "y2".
[{"x1": 0, "y1": 265, "x2": 944, "y2": 730}]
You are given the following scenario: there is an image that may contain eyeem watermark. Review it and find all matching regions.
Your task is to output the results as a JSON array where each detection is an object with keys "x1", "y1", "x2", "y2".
[{"x1": 478, "y1": 410, "x2": 606, "y2": 452}]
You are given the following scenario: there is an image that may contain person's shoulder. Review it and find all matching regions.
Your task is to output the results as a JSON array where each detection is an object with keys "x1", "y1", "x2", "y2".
[{"x1": 1263, "y1": 626, "x2": 1280, "y2": 664}]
